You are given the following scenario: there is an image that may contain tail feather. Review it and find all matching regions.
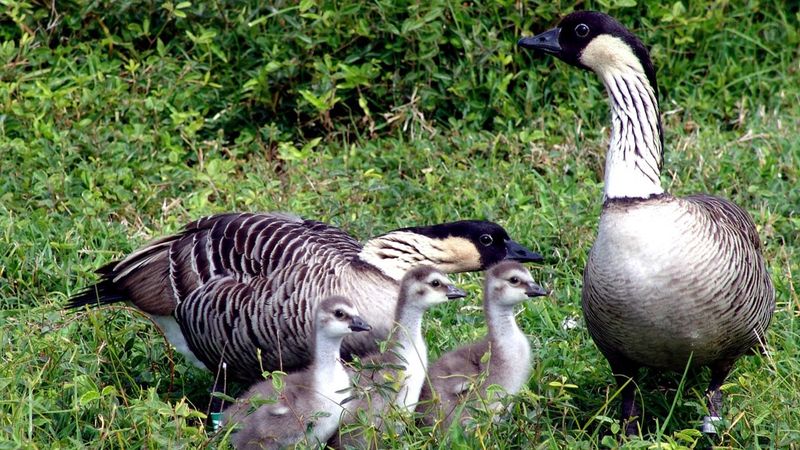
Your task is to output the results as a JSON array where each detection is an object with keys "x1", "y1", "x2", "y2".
[
  {"x1": 66, "y1": 271, "x2": 127, "y2": 309},
  {"x1": 67, "y1": 235, "x2": 180, "y2": 315},
  {"x1": 66, "y1": 212, "x2": 265, "y2": 315}
]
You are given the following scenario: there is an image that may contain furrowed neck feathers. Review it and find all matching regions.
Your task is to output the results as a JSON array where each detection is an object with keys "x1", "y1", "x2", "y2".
[
  {"x1": 580, "y1": 34, "x2": 665, "y2": 201},
  {"x1": 358, "y1": 232, "x2": 461, "y2": 280}
]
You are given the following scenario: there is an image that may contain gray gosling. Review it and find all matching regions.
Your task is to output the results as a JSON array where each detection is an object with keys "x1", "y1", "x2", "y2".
[
  {"x1": 519, "y1": 11, "x2": 774, "y2": 435},
  {"x1": 224, "y1": 296, "x2": 370, "y2": 450},
  {"x1": 330, "y1": 266, "x2": 467, "y2": 449},
  {"x1": 417, "y1": 261, "x2": 547, "y2": 429}
]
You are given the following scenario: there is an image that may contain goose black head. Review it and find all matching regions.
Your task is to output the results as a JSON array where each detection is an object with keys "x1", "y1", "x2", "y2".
[
  {"x1": 518, "y1": 11, "x2": 658, "y2": 99},
  {"x1": 400, "y1": 220, "x2": 544, "y2": 270}
]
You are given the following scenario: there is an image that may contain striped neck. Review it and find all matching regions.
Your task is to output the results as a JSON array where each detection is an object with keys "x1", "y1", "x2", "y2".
[
  {"x1": 577, "y1": 33, "x2": 665, "y2": 201},
  {"x1": 600, "y1": 66, "x2": 664, "y2": 201},
  {"x1": 358, "y1": 231, "x2": 479, "y2": 280},
  {"x1": 359, "y1": 232, "x2": 434, "y2": 280}
]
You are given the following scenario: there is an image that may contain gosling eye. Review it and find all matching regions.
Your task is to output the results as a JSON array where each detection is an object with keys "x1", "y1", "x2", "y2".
[
  {"x1": 575, "y1": 23, "x2": 590, "y2": 38},
  {"x1": 430, "y1": 279, "x2": 441, "y2": 288},
  {"x1": 479, "y1": 234, "x2": 493, "y2": 246},
  {"x1": 509, "y1": 276, "x2": 520, "y2": 285},
  {"x1": 334, "y1": 309, "x2": 345, "y2": 319}
]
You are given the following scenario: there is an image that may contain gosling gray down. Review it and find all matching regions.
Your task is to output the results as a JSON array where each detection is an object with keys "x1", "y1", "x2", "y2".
[
  {"x1": 67, "y1": 212, "x2": 543, "y2": 382},
  {"x1": 519, "y1": 11, "x2": 775, "y2": 434},
  {"x1": 330, "y1": 266, "x2": 467, "y2": 449},
  {"x1": 417, "y1": 261, "x2": 547, "y2": 429},
  {"x1": 223, "y1": 295, "x2": 370, "y2": 450}
]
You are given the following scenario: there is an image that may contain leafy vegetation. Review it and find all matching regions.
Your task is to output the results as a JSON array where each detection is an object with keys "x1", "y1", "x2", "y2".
[{"x1": 1, "y1": 0, "x2": 798, "y2": 448}]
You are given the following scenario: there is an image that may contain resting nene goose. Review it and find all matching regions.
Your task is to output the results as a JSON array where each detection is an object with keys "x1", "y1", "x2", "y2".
[
  {"x1": 224, "y1": 296, "x2": 370, "y2": 450},
  {"x1": 68, "y1": 213, "x2": 541, "y2": 382},
  {"x1": 519, "y1": 11, "x2": 774, "y2": 434},
  {"x1": 417, "y1": 261, "x2": 547, "y2": 429},
  {"x1": 330, "y1": 266, "x2": 466, "y2": 449}
]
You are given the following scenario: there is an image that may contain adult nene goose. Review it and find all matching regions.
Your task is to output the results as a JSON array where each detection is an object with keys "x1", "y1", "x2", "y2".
[
  {"x1": 223, "y1": 295, "x2": 370, "y2": 450},
  {"x1": 519, "y1": 11, "x2": 774, "y2": 434},
  {"x1": 68, "y1": 212, "x2": 541, "y2": 383}
]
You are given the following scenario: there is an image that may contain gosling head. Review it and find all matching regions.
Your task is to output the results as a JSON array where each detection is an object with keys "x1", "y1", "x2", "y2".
[
  {"x1": 316, "y1": 295, "x2": 372, "y2": 338},
  {"x1": 398, "y1": 220, "x2": 544, "y2": 270},
  {"x1": 517, "y1": 11, "x2": 658, "y2": 96},
  {"x1": 485, "y1": 261, "x2": 548, "y2": 308},
  {"x1": 398, "y1": 266, "x2": 467, "y2": 312}
]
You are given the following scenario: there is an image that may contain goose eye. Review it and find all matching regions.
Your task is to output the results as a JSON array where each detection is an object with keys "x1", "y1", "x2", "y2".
[
  {"x1": 334, "y1": 309, "x2": 344, "y2": 319},
  {"x1": 509, "y1": 277, "x2": 520, "y2": 285},
  {"x1": 479, "y1": 234, "x2": 493, "y2": 246},
  {"x1": 430, "y1": 279, "x2": 441, "y2": 288},
  {"x1": 575, "y1": 23, "x2": 590, "y2": 38}
]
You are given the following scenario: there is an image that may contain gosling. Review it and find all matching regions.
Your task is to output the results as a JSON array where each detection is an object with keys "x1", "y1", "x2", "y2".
[
  {"x1": 224, "y1": 296, "x2": 370, "y2": 449},
  {"x1": 331, "y1": 266, "x2": 467, "y2": 449}
]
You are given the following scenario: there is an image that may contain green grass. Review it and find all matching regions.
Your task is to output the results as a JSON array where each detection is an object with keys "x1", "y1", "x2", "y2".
[{"x1": 2, "y1": 0, "x2": 799, "y2": 448}]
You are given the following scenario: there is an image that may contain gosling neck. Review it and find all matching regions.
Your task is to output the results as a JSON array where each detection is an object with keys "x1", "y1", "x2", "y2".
[
  {"x1": 367, "y1": 301, "x2": 430, "y2": 412},
  {"x1": 485, "y1": 301, "x2": 526, "y2": 359},
  {"x1": 390, "y1": 304, "x2": 427, "y2": 362},
  {"x1": 313, "y1": 330, "x2": 346, "y2": 379}
]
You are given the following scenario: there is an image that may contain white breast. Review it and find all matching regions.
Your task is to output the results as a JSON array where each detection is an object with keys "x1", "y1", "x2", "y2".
[
  {"x1": 592, "y1": 202, "x2": 689, "y2": 285},
  {"x1": 149, "y1": 315, "x2": 206, "y2": 368},
  {"x1": 584, "y1": 199, "x2": 760, "y2": 369}
]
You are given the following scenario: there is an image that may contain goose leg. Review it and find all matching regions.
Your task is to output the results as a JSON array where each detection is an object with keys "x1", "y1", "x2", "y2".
[
  {"x1": 208, "y1": 363, "x2": 228, "y2": 431},
  {"x1": 609, "y1": 358, "x2": 641, "y2": 436},
  {"x1": 702, "y1": 359, "x2": 734, "y2": 434},
  {"x1": 618, "y1": 374, "x2": 641, "y2": 436}
]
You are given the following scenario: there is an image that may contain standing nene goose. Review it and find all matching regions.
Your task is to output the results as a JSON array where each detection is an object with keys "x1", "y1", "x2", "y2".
[
  {"x1": 68, "y1": 213, "x2": 541, "y2": 384},
  {"x1": 519, "y1": 11, "x2": 774, "y2": 434},
  {"x1": 330, "y1": 266, "x2": 466, "y2": 449},
  {"x1": 223, "y1": 295, "x2": 370, "y2": 450},
  {"x1": 417, "y1": 261, "x2": 548, "y2": 429}
]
